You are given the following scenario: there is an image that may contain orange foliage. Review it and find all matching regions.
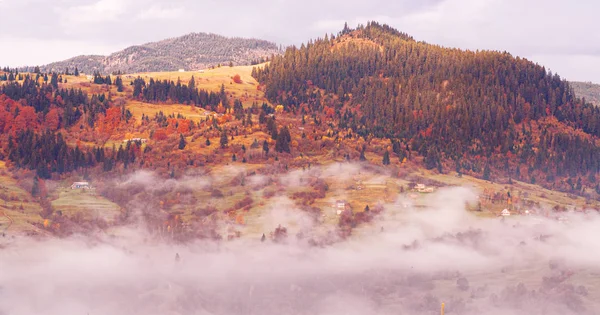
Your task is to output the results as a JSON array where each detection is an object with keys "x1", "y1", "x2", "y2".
[
  {"x1": 44, "y1": 108, "x2": 61, "y2": 131},
  {"x1": 177, "y1": 119, "x2": 191, "y2": 134},
  {"x1": 217, "y1": 114, "x2": 232, "y2": 124},
  {"x1": 216, "y1": 102, "x2": 226, "y2": 114},
  {"x1": 232, "y1": 74, "x2": 242, "y2": 84},
  {"x1": 153, "y1": 129, "x2": 168, "y2": 140},
  {"x1": 323, "y1": 106, "x2": 335, "y2": 118},
  {"x1": 13, "y1": 107, "x2": 39, "y2": 133},
  {"x1": 103, "y1": 107, "x2": 121, "y2": 133},
  {"x1": 166, "y1": 118, "x2": 178, "y2": 135}
]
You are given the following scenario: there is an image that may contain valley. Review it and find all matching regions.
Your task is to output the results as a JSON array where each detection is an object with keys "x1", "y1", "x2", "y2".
[{"x1": 1, "y1": 22, "x2": 600, "y2": 315}]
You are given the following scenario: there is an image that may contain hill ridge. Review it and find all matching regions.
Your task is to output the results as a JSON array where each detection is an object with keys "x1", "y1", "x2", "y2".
[{"x1": 33, "y1": 32, "x2": 281, "y2": 74}]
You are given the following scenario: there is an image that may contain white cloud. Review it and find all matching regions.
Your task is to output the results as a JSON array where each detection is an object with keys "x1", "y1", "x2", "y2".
[
  {"x1": 136, "y1": 5, "x2": 185, "y2": 20},
  {"x1": 0, "y1": 37, "x2": 124, "y2": 67},
  {"x1": 60, "y1": 0, "x2": 128, "y2": 24}
]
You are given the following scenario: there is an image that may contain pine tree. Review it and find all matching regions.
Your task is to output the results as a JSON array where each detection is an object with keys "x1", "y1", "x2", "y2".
[
  {"x1": 189, "y1": 76, "x2": 195, "y2": 89},
  {"x1": 206, "y1": 138, "x2": 211, "y2": 146},
  {"x1": 275, "y1": 126, "x2": 291, "y2": 153},
  {"x1": 382, "y1": 151, "x2": 390, "y2": 165},
  {"x1": 360, "y1": 147, "x2": 366, "y2": 161},
  {"x1": 220, "y1": 129, "x2": 229, "y2": 148},
  {"x1": 31, "y1": 176, "x2": 40, "y2": 197},
  {"x1": 232, "y1": 154, "x2": 237, "y2": 162},
  {"x1": 74, "y1": 67, "x2": 79, "y2": 76},
  {"x1": 483, "y1": 164, "x2": 491, "y2": 180},
  {"x1": 50, "y1": 73, "x2": 58, "y2": 89},
  {"x1": 263, "y1": 140, "x2": 270, "y2": 155},
  {"x1": 115, "y1": 76, "x2": 124, "y2": 92},
  {"x1": 178, "y1": 134, "x2": 186, "y2": 150}
]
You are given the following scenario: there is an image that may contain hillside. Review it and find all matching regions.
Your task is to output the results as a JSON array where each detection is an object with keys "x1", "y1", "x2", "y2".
[
  {"x1": 254, "y1": 22, "x2": 600, "y2": 193},
  {"x1": 35, "y1": 33, "x2": 281, "y2": 74},
  {"x1": 571, "y1": 81, "x2": 600, "y2": 106},
  {"x1": 0, "y1": 23, "x2": 599, "y2": 242}
]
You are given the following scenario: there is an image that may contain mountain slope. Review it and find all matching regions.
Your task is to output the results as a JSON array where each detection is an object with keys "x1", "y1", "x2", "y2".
[
  {"x1": 254, "y1": 22, "x2": 600, "y2": 191},
  {"x1": 38, "y1": 33, "x2": 281, "y2": 74},
  {"x1": 571, "y1": 81, "x2": 600, "y2": 106}
]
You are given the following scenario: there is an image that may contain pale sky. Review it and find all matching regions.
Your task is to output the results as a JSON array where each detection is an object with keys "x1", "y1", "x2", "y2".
[{"x1": 1, "y1": 0, "x2": 599, "y2": 83}]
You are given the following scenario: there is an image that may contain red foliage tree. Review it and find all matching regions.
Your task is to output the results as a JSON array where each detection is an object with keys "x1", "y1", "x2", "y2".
[
  {"x1": 44, "y1": 108, "x2": 61, "y2": 131},
  {"x1": 153, "y1": 129, "x2": 168, "y2": 141},
  {"x1": 103, "y1": 107, "x2": 121, "y2": 133},
  {"x1": 232, "y1": 74, "x2": 242, "y2": 84},
  {"x1": 13, "y1": 106, "x2": 39, "y2": 132}
]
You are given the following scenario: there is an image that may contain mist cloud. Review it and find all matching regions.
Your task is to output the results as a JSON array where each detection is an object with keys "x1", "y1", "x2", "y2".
[{"x1": 1, "y1": 169, "x2": 600, "y2": 315}]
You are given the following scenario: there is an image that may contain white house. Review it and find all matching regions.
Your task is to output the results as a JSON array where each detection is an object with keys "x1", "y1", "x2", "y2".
[
  {"x1": 71, "y1": 182, "x2": 91, "y2": 190},
  {"x1": 335, "y1": 200, "x2": 349, "y2": 215},
  {"x1": 178, "y1": 69, "x2": 185, "y2": 73},
  {"x1": 414, "y1": 184, "x2": 435, "y2": 193},
  {"x1": 501, "y1": 209, "x2": 511, "y2": 216}
]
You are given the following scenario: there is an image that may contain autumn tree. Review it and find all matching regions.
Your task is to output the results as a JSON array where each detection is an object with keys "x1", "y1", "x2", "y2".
[{"x1": 232, "y1": 74, "x2": 242, "y2": 84}]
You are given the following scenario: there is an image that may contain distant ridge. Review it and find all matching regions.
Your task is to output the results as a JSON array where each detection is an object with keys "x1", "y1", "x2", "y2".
[
  {"x1": 34, "y1": 32, "x2": 281, "y2": 74},
  {"x1": 571, "y1": 81, "x2": 600, "y2": 106}
]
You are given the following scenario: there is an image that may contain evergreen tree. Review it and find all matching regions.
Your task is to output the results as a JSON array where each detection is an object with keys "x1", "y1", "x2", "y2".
[
  {"x1": 275, "y1": 126, "x2": 291, "y2": 153},
  {"x1": 360, "y1": 148, "x2": 367, "y2": 161},
  {"x1": 115, "y1": 76, "x2": 124, "y2": 92},
  {"x1": 178, "y1": 134, "x2": 186, "y2": 150},
  {"x1": 31, "y1": 176, "x2": 40, "y2": 197},
  {"x1": 50, "y1": 73, "x2": 58, "y2": 89},
  {"x1": 382, "y1": 151, "x2": 390, "y2": 165},
  {"x1": 263, "y1": 140, "x2": 270, "y2": 155},
  {"x1": 483, "y1": 164, "x2": 491, "y2": 180},
  {"x1": 220, "y1": 129, "x2": 229, "y2": 148},
  {"x1": 232, "y1": 154, "x2": 237, "y2": 162},
  {"x1": 206, "y1": 138, "x2": 211, "y2": 146},
  {"x1": 74, "y1": 67, "x2": 79, "y2": 76}
]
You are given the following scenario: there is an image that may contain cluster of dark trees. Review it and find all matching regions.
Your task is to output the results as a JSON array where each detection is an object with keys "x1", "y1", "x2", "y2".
[
  {"x1": 92, "y1": 72, "x2": 124, "y2": 91},
  {"x1": 132, "y1": 76, "x2": 226, "y2": 108},
  {"x1": 7, "y1": 129, "x2": 143, "y2": 178},
  {"x1": 253, "y1": 22, "x2": 600, "y2": 186}
]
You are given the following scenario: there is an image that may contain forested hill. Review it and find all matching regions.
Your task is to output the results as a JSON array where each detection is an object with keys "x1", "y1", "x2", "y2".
[
  {"x1": 34, "y1": 33, "x2": 281, "y2": 74},
  {"x1": 254, "y1": 22, "x2": 600, "y2": 188}
]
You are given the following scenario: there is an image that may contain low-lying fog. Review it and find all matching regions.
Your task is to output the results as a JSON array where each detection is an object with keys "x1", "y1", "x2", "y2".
[{"x1": 1, "y1": 179, "x2": 600, "y2": 314}]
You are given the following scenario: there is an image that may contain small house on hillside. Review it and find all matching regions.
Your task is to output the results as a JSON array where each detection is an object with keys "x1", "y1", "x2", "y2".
[
  {"x1": 335, "y1": 200, "x2": 350, "y2": 215},
  {"x1": 501, "y1": 209, "x2": 511, "y2": 216},
  {"x1": 178, "y1": 69, "x2": 185, "y2": 72},
  {"x1": 71, "y1": 182, "x2": 91, "y2": 190},
  {"x1": 414, "y1": 184, "x2": 435, "y2": 193}
]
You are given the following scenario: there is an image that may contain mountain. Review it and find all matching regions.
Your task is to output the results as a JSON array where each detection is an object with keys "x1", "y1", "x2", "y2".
[
  {"x1": 571, "y1": 81, "x2": 600, "y2": 106},
  {"x1": 254, "y1": 22, "x2": 600, "y2": 190},
  {"x1": 37, "y1": 33, "x2": 281, "y2": 74}
]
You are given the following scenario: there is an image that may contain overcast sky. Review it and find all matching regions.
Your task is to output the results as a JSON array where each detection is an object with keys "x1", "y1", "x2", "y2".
[{"x1": 1, "y1": 0, "x2": 599, "y2": 82}]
